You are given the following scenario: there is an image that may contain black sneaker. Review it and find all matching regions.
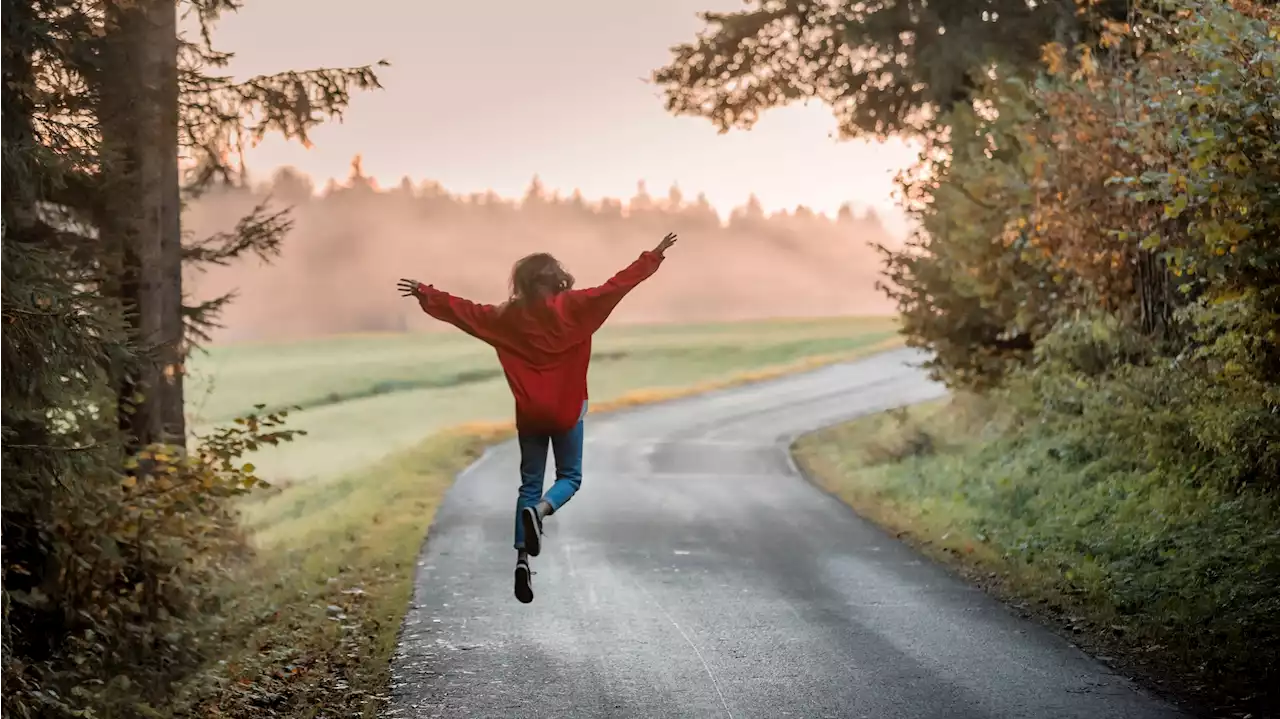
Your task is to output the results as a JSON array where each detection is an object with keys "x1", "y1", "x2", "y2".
[
  {"x1": 514, "y1": 559, "x2": 534, "y2": 604},
  {"x1": 521, "y1": 506, "x2": 543, "y2": 557}
]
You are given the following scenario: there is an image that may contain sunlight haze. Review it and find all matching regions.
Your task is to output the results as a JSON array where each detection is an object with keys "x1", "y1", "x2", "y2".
[{"x1": 211, "y1": 0, "x2": 918, "y2": 236}]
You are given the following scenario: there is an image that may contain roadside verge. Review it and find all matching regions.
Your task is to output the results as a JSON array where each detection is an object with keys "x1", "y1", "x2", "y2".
[{"x1": 792, "y1": 395, "x2": 1279, "y2": 718}]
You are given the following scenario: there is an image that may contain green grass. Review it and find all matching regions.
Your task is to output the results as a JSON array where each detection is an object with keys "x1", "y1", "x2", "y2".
[
  {"x1": 178, "y1": 317, "x2": 901, "y2": 717},
  {"x1": 187, "y1": 317, "x2": 899, "y2": 485},
  {"x1": 794, "y1": 395, "x2": 1280, "y2": 713}
]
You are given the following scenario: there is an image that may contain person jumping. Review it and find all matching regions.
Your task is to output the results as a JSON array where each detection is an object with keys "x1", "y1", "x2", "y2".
[{"x1": 396, "y1": 232, "x2": 678, "y2": 604}]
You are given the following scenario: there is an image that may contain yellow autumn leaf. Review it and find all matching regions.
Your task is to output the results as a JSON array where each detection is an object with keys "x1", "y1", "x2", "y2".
[
  {"x1": 1077, "y1": 46, "x2": 1096, "y2": 78},
  {"x1": 1042, "y1": 42, "x2": 1066, "y2": 75}
]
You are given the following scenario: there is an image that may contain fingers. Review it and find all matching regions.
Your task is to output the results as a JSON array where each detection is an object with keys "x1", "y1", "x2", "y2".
[{"x1": 397, "y1": 279, "x2": 421, "y2": 297}]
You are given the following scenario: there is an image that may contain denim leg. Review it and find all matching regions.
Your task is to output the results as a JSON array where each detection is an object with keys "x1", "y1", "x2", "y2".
[
  {"x1": 543, "y1": 403, "x2": 587, "y2": 512},
  {"x1": 514, "y1": 432, "x2": 549, "y2": 550}
]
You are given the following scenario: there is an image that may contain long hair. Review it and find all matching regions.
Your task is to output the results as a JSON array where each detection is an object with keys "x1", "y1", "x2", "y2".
[{"x1": 509, "y1": 252, "x2": 574, "y2": 305}]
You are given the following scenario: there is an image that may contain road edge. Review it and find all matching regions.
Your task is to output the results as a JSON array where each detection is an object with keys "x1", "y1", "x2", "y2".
[{"x1": 782, "y1": 405, "x2": 1204, "y2": 719}]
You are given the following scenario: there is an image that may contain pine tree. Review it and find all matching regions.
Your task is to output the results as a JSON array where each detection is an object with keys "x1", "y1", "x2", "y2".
[
  {"x1": 3, "y1": 3, "x2": 130, "y2": 700},
  {"x1": 2, "y1": 0, "x2": 383, "y2": 714}
]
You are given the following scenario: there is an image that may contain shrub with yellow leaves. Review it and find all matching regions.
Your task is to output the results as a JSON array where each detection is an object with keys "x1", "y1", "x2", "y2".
[{"x1": 4, "y1": 407, "x2": 303, "y2": 718}]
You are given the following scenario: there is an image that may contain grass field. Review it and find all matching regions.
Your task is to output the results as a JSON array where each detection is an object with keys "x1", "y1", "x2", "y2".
[
  {"x1": 187, "y1": 317, "x2": 900, "y2": 484},
  {"x1": 180, "y1": 317, "x2": 901, "y2": 716}
]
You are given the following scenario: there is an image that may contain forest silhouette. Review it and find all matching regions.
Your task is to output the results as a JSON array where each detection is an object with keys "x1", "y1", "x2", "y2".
[{"x1": 185, "y1": 157, "x2": 897, "y2": 342}]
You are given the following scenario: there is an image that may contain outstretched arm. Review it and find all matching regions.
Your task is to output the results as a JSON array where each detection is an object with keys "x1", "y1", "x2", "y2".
[
  {"x1": 398, "y1": 278, "x2": 500, "y2": 342},
  {"x1": 563, "y1": 233, "x2": 678, "y2": 331}
]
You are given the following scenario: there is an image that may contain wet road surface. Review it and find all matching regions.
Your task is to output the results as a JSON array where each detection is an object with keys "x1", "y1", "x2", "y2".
[{"x1": 386, "y1": 348, "x2": 1186, "y2": 719}]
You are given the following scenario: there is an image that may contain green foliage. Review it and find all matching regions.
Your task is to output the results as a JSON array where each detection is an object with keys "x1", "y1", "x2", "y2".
[
  {"x1": 4, "y1": 409, "x2": 303, "y2": 719},
  {"x1": 883, "y1": 0, "x2": 1278, "y2": 381},
  {"x1": 876, "y1": 0, "x2": 1279, "y2": 492},
  {"x1": 860, "y1": 407, "x2": 939, "y2": 465},
  {"x1": 0, "y1": 276, "x2": 125, "y2": 714},
  {"x1": 3, "y1": 0, "x2": 129, "y2": 713},
  {"x1": 1010, "y1": 315, "x2": 1280, "y2": 490},
  {"x1": 1025, "y1": 312, "x2": 1149, "y2": 379},
  {"x1": 1109, "y1": 1, "x2": 1280, "y2": 391}
]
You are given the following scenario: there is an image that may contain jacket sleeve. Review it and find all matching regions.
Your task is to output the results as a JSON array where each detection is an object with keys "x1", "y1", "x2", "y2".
[
  {"x1": 563, "y1": 251, "x2": 664, "y2": 332},
  {"x1": 416, "y1": 284, "x2": 501, "y2": 343}
]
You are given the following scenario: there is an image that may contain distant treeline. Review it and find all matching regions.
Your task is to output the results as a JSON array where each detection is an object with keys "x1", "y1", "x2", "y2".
[{"x1": 185, "y1": 159, "x2": 896, "y2": 342}]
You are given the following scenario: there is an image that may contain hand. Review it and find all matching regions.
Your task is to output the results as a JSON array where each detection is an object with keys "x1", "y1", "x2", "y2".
[
  {"x1": 397, "y1": 278, "x2": 425, "y2": 299},
  {"x1": 654, "y1": 232, "x2": 679, "y2": 257}
]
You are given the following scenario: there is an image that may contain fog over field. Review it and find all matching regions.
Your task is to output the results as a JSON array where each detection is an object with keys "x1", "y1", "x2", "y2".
[{"x1": 185, "y1": 162, "x2": 898, "y2": 343}]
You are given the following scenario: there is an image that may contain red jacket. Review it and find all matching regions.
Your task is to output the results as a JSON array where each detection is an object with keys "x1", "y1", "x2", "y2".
[{"x1": 416, "y1": 251, "x2": 664, "y2": 433}]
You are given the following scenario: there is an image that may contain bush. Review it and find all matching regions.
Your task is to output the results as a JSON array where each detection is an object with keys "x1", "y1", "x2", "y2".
[
  {"x1": 861, "y1": 408, "x2": 938, "y2": 465},
  {"x1": 864, "y1": 6, "x2": 1280, "y2": 702},
  {"x1": 3, "y1": 409, "x2": 302, "y2": 719}
]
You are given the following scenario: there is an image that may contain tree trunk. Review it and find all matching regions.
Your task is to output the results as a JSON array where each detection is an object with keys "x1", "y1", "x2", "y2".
[
  {"x1": 1134, "y1": 215, "x2": 1195, "y2": 342},
  {"x1": 98, "y1": 0, "x2": 184, "y2": 448},
  {"x1": 1136, "y1": 247, "x2": 1175, "y2": 339}
]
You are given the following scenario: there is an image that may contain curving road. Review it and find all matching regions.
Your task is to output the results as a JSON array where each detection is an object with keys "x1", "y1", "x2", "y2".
[{"x1": 386, "y1": 348, "x2": 1186, "y2": 719}]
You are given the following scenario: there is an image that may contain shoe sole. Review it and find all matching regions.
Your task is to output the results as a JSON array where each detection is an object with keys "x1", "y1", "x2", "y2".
[
  {"x1": 514, "y1": 563, "x2": 534, "y2": 604},
  {"x1": 521, "y1": 507, "x2": 542, "y2": 557}
]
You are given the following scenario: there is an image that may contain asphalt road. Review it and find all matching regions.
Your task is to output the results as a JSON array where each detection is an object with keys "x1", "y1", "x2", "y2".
[{"x1": 386, "y1": 348, "x2": 1186, "y2": 719}]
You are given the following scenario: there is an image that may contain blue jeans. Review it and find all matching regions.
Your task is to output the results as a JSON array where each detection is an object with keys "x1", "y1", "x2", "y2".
[{"x1": 514, "y1": 401, "x2": 587, "y2": 550}]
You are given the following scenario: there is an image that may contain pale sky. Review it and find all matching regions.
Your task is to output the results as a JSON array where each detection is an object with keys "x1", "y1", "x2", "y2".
[{"x1": 213, "y1": 0, "x2": 919, "y2": 236}]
